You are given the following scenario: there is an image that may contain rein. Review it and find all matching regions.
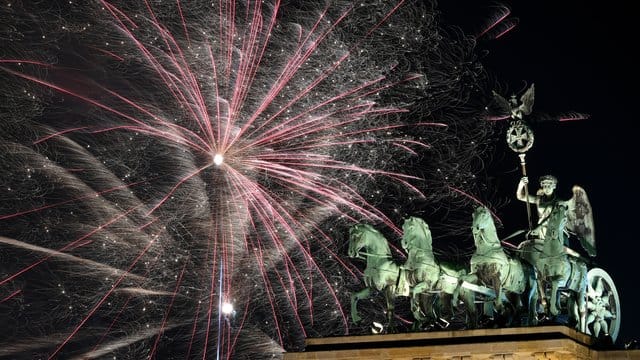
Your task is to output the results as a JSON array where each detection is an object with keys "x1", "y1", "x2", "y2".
[{"x1": 358, "y1": 251, "x2": 392, "y2": 258}]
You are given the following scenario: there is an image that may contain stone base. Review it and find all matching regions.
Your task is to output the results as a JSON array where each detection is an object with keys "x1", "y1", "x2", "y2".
[{"x1": 284, "y1": 326, "x2": 640, "y2": 359}]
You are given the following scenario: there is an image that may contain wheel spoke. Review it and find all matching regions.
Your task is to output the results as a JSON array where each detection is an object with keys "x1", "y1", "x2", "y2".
[{"x1": 585, "y1": 268, "x2": 620, "y2": 342}]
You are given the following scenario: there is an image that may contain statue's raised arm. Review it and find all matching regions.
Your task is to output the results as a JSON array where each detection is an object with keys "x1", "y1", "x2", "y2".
[{"x1": 516, "y1": 176, "x2": 537, "y2": 204}]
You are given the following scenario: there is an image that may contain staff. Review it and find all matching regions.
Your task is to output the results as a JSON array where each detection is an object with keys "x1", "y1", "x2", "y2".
[
  {"x1": 495, "y1": 84, "x2": 536, "y2": 231},
  {"x1": 507, "y1": 121, "x2": 534, "y2": 231}
]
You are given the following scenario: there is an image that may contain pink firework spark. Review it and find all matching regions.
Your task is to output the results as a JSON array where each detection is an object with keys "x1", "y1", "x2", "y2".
[
  {"x1": 0, "y1": 0, "x2": 502, "y2": 357},
  {"x1": 0, "y1": 1, "x2": 467, "y2": 359}
]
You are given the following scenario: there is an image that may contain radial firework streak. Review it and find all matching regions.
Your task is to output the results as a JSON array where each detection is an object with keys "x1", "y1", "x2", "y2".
[{"x1": 0, "y1": 0, "x2": 485, "y2": 358}]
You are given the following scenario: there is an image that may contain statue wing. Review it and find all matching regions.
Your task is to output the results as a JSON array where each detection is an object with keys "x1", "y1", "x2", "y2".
[
  {"x1": 565, "y1": 185, "x2": 596, "y2": 256},
  {"x1": 492, "y1": 90, "x2": 512, "y2": 115},
  {"x1": 518, "y1": 83, "x2": 535, "y2": 116}
]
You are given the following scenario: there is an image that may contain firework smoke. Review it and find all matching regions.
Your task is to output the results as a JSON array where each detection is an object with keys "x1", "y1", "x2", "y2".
[{"x1": 1, "y1": 1, "x2": 496, "y2": 358}]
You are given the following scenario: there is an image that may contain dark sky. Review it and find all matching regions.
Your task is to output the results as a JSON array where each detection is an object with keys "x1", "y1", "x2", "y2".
[
  {"x1": 0, "y1": 1, "x2": 635, "y2": 356},
  {"x1": 441, "y1": 0, "x2": 638, "y2": 345}
]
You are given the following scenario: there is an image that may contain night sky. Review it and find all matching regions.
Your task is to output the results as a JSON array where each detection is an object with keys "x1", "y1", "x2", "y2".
[
  {"x1": 1, "y1": 1, "x2": 637, "y2": 358},
  {"x1": 442, "y1": 0, "x2": 638, "y2": 346}
]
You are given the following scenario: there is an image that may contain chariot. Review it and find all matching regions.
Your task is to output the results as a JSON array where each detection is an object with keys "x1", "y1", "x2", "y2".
[{"x1": 347, "y1": 205, "x2": 621, "y2": 342}]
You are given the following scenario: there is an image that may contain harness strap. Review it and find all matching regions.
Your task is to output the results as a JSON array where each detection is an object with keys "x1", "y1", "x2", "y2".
[{"x1": 358, "y1": 251, "x2": 392, "y2": 258}]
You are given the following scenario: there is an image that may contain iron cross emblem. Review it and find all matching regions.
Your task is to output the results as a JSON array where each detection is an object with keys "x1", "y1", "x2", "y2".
[{"x1": 506, "y1": 120, "x2": 534, "y2": 153}]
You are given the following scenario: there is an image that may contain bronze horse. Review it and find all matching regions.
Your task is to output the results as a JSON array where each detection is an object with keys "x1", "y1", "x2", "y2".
[
  {"x1": 468, "y1": 206, "x2": 539, "y2": 326},
  {"x1": 518, "y1": 204, "x2": 588, "y2": 330}
]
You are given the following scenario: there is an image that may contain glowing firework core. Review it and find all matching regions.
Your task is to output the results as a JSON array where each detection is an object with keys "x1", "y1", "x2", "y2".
[
  {"x1": 221, "y1": 302, "x2": 234, "y2": 315},
  {"x1": 213, "y1": 153, "x2": 224, "y2": 166}
]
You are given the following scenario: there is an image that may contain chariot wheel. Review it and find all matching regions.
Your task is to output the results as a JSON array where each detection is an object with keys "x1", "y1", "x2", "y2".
[{"x1": 585, "y1": 268, "x2": 620, "y2": 342}]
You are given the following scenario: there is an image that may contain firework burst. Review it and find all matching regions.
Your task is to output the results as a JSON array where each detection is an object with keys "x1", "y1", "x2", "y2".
[{"x1": 1, "y1": 0, "x2": 496, "y2": 358}]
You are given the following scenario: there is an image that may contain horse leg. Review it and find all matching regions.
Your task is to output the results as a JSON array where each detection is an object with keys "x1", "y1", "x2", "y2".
[
  {"x1": 492, "y1": 276, "x2": 503, "y2": 314},
  {"x1": 411, "y1": 292, "x2": 435, "y2": 331},
  {"x1": 350, "y1": 287, "x2": 372, "y2": 324},
  {"x1": 460, "y1": 288, "x2": 478, "y2": 329},
  {"x1": 410, "y1": 282, "x2": 430, "y2": 322},
  {"x1": 577, "y1": 285, "x2": 588, "y2": 333},
  {"x1": 527, "y1": 276, "x2": 539, "y2": 326},
  {"x1": 457, "y1": 273, "x2": 478, "y2": 328},
  {"x1": 577, "y1": 267, "x2": 589, "y2": 333},
  {"x1": 536, "y1": 275, "x2": 548, "y2": 316},
  {"x1": 384, "y1": 287, "x2": 396, "y2": 333},
  {"x1": 505, "y1": 292, "x2": 522, "y2": 326},
  {"x1": 549, "y1": 279, "x2": 560, "y2": 316},
  {"x1": 425, "y1": 293, "x2": 438, "y2": 325},
  {"x1": 438, "y1": 292, "x2": 453, "y2": 323},
  {"x1": 564, "y1": 288, "x2": 586, "y2": 332}
]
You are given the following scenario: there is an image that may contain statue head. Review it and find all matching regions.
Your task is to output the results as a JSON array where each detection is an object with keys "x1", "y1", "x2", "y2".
[
  {"x1": 509, "y1": 94, "x2": 518, "y2": 107},
  {"x1": 538, "y1": 175, "x2": 558, "y2": 196}
]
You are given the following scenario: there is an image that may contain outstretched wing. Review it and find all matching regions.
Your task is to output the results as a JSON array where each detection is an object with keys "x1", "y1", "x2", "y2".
[
  {"x1": 518, "y1": 83, "x2": 535, "y2": 116},
  {"x1": 492, "y1": 90, "x2": 512, "y2": 115},
  {"x1": 566, "y1": 185, "x2": 596, "y2": 256}
]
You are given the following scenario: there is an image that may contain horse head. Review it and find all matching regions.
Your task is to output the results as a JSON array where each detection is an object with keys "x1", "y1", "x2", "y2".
[
  {"x1": 348, "y1": 224, "x2": 368, "y2": 259},
  {"x1": 472, "y1": 206, "x2": 499, "y2": 249},
  {"x1": 401, "y1": 216, "x2": 432, "y2": 252},
  {"x1": 472, "y1": 206, "x2": 495, "y2": 231},
  {"x1": 545, "y1": 204, "x2": 569, "y2": 249},
  {"x1": 348, "y1": 223, "x2": 389, "y2": 259}
]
